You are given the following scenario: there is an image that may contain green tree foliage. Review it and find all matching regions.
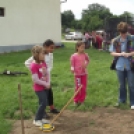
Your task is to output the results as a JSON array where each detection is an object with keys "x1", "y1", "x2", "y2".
[
  {"x1": 105, "y1": 12, "x2": 133, "y2": 33},
  {"x1": 61, "y1": 3, "x2": 134, "y2": 32},
  {"x1": 89, "y1": 15, "x2": 103, "y2": 31},
  {"x1": 61, "y1": 10, "x2": 75, "y2": 28},
  {"x1": 73, "y1": 20, "x2": 82, "y2": 30},
  {"x1": 81, "y1": 3, "x2": 112, "y2": 31}
]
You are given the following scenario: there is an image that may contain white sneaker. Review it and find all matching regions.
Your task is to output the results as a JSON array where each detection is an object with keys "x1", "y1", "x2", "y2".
[
  {"x1": 131, "y1": 106, "x2": 134, "y2": 110},
  {"x1": 42, "y1": 119, "x2": 50, "y2": 124},
  {"x1": 33, "y1": 120, "x2": 43, "y2": 127}
]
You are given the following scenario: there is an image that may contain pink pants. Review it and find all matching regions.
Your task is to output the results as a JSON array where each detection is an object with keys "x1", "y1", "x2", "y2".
[{"x1": 74, "y1": 74, "x2": 87, "y2": 103}]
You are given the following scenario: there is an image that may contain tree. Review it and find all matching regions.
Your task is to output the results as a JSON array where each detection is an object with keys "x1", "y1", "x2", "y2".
[
  {"x1": 89, "y1": 15, "x2": 103, "y2": 31},
  {"x1": 61, "y1": 10, "x2": 75, "y2": 28},
  {"x1": 81, "y1": 3, "x2": 112, "y2": 31},
  {"x1": 72, "y1": 20, "x2": 82, "y2": 30}
]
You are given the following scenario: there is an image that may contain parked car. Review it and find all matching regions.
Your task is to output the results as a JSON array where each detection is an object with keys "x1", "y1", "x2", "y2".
[
  {"x1": 96, "y1": 30, "x2": 105, "y2": 35},
  {"x1": 65, "y1": 32, "x2": 83, "y2": 40}
]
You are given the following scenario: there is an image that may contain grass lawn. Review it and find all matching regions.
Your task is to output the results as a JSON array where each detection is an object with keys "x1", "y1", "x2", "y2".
[{"x1": 0, "y1": 42, "x2": 129, "y2": 134}]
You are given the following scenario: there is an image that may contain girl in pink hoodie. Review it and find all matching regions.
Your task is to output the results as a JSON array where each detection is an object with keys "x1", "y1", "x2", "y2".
[
  {"x1": 30, "y1": 45, "x2": 50, "y2": 127},
  {"x1": 70, "y1": 41, "x2": 90, "y2": 106}
]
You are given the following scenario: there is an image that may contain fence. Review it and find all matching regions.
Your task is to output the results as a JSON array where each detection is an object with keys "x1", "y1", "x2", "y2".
[{"x1": 104, "y1": 16, "x2": 134, "y2": 40}]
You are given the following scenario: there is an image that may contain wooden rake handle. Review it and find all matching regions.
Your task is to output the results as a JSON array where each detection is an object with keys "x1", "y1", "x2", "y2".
[
  {"x1": 18, "y1": 84, "x2": 25, "y2": 134},
  {"x1": 50, "y1": 85, "x2": 82, "y2": 124}
]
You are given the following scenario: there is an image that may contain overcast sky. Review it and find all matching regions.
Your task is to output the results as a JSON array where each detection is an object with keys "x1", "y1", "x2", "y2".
[{"x1": 61, "y1": 0, "x2": 134, "y2": 19}]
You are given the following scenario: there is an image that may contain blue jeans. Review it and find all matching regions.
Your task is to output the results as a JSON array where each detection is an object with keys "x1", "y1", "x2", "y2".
[
  {"x1": 35, "y1": 90, "x2": 48, "y2": 120},
  {"x1": 116, "y1": 70, "x2": 134, "y2": 106}
]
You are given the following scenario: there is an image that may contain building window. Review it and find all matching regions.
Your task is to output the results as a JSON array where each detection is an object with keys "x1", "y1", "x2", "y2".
[{"x1": 0, "y1": 7, "x2": 4, "y2": 17}]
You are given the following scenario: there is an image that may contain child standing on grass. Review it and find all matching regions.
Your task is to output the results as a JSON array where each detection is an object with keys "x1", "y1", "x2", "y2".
[
  {"x1": 25, "y1": 39, "x2": 59, "y2": 117},
  {"x1": 30, "y1": 45, "x2": 50, "y2": 127},
  {"x1": 70, "y1": 41, "x2": 90, "y2": 106}
]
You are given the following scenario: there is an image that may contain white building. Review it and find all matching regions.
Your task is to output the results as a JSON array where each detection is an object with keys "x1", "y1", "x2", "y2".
[{"x1": 0, "y1": 0, "x2": 62, "y2": 53}]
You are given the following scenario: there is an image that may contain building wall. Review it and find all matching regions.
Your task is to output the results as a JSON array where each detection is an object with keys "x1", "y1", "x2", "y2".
[{"x1": 0, "y1": 0, "x2": 61, "y2": 48}]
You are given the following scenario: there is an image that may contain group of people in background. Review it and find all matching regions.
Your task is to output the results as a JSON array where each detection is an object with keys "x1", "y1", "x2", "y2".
[{"x1": 83, "y1": 30, "x2": 110, "y2": 51}]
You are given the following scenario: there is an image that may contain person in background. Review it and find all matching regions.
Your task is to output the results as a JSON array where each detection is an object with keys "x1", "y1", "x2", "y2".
[
  {"x1": 88, "y1": 32, "x2": 92, "y2": 47},
  {"x1": 84, "y1": 32, "x2": 90, "y2": 49},
  {"x1": 102, "y1": 32, "x2": 109, "y2": 51},
  {"x1": 98, "y1": 33, "x2": 103, "y2": 50},
  {"x1": 92, "y1": 31, "x2": 97, "y2": 49}
]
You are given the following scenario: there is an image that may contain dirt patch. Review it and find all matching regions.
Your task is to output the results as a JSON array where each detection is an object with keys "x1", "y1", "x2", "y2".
[{"x1": 10, "y1": 107, "x2": 134, "y2": 134}]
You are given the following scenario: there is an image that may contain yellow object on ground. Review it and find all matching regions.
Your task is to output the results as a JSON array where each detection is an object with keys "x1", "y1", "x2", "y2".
[{"x1": 39, "y1": 123, "x2": 55, "y2": 132}]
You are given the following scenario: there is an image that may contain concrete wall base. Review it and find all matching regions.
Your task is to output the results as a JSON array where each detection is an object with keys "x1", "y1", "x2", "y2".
[{"x1": 0, "y1": 42, "x2": 62, "y2": 53}]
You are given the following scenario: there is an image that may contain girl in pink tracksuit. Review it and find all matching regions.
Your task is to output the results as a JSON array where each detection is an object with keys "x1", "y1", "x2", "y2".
[{"x1": 70, "y1": 41, "x2": 90, "y2": 105}]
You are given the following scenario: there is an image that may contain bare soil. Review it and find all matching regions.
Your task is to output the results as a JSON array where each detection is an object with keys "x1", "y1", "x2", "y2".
[{"x1": 10, "y1": 107, "x2": 134, "y2": 134}]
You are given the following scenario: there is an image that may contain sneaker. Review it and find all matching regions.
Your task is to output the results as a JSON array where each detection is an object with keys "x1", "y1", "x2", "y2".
[
  {"x1": 33, "y1": 120, "x2": 43, "y2": 127},
  {"x1": 42, "y1": 119, "x2": 50, "y2": 124},
  {"x1": 50, "y1": 108, "x2": 60, "y2": 114},
  {"x1": 131, "y1": 105, "x2": 134, "y2": 110}
]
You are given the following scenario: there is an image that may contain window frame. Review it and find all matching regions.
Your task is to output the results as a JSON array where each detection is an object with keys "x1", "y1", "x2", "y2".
[{"x1": 0, "y1": 7, "x2": 5, "y2": 17}]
